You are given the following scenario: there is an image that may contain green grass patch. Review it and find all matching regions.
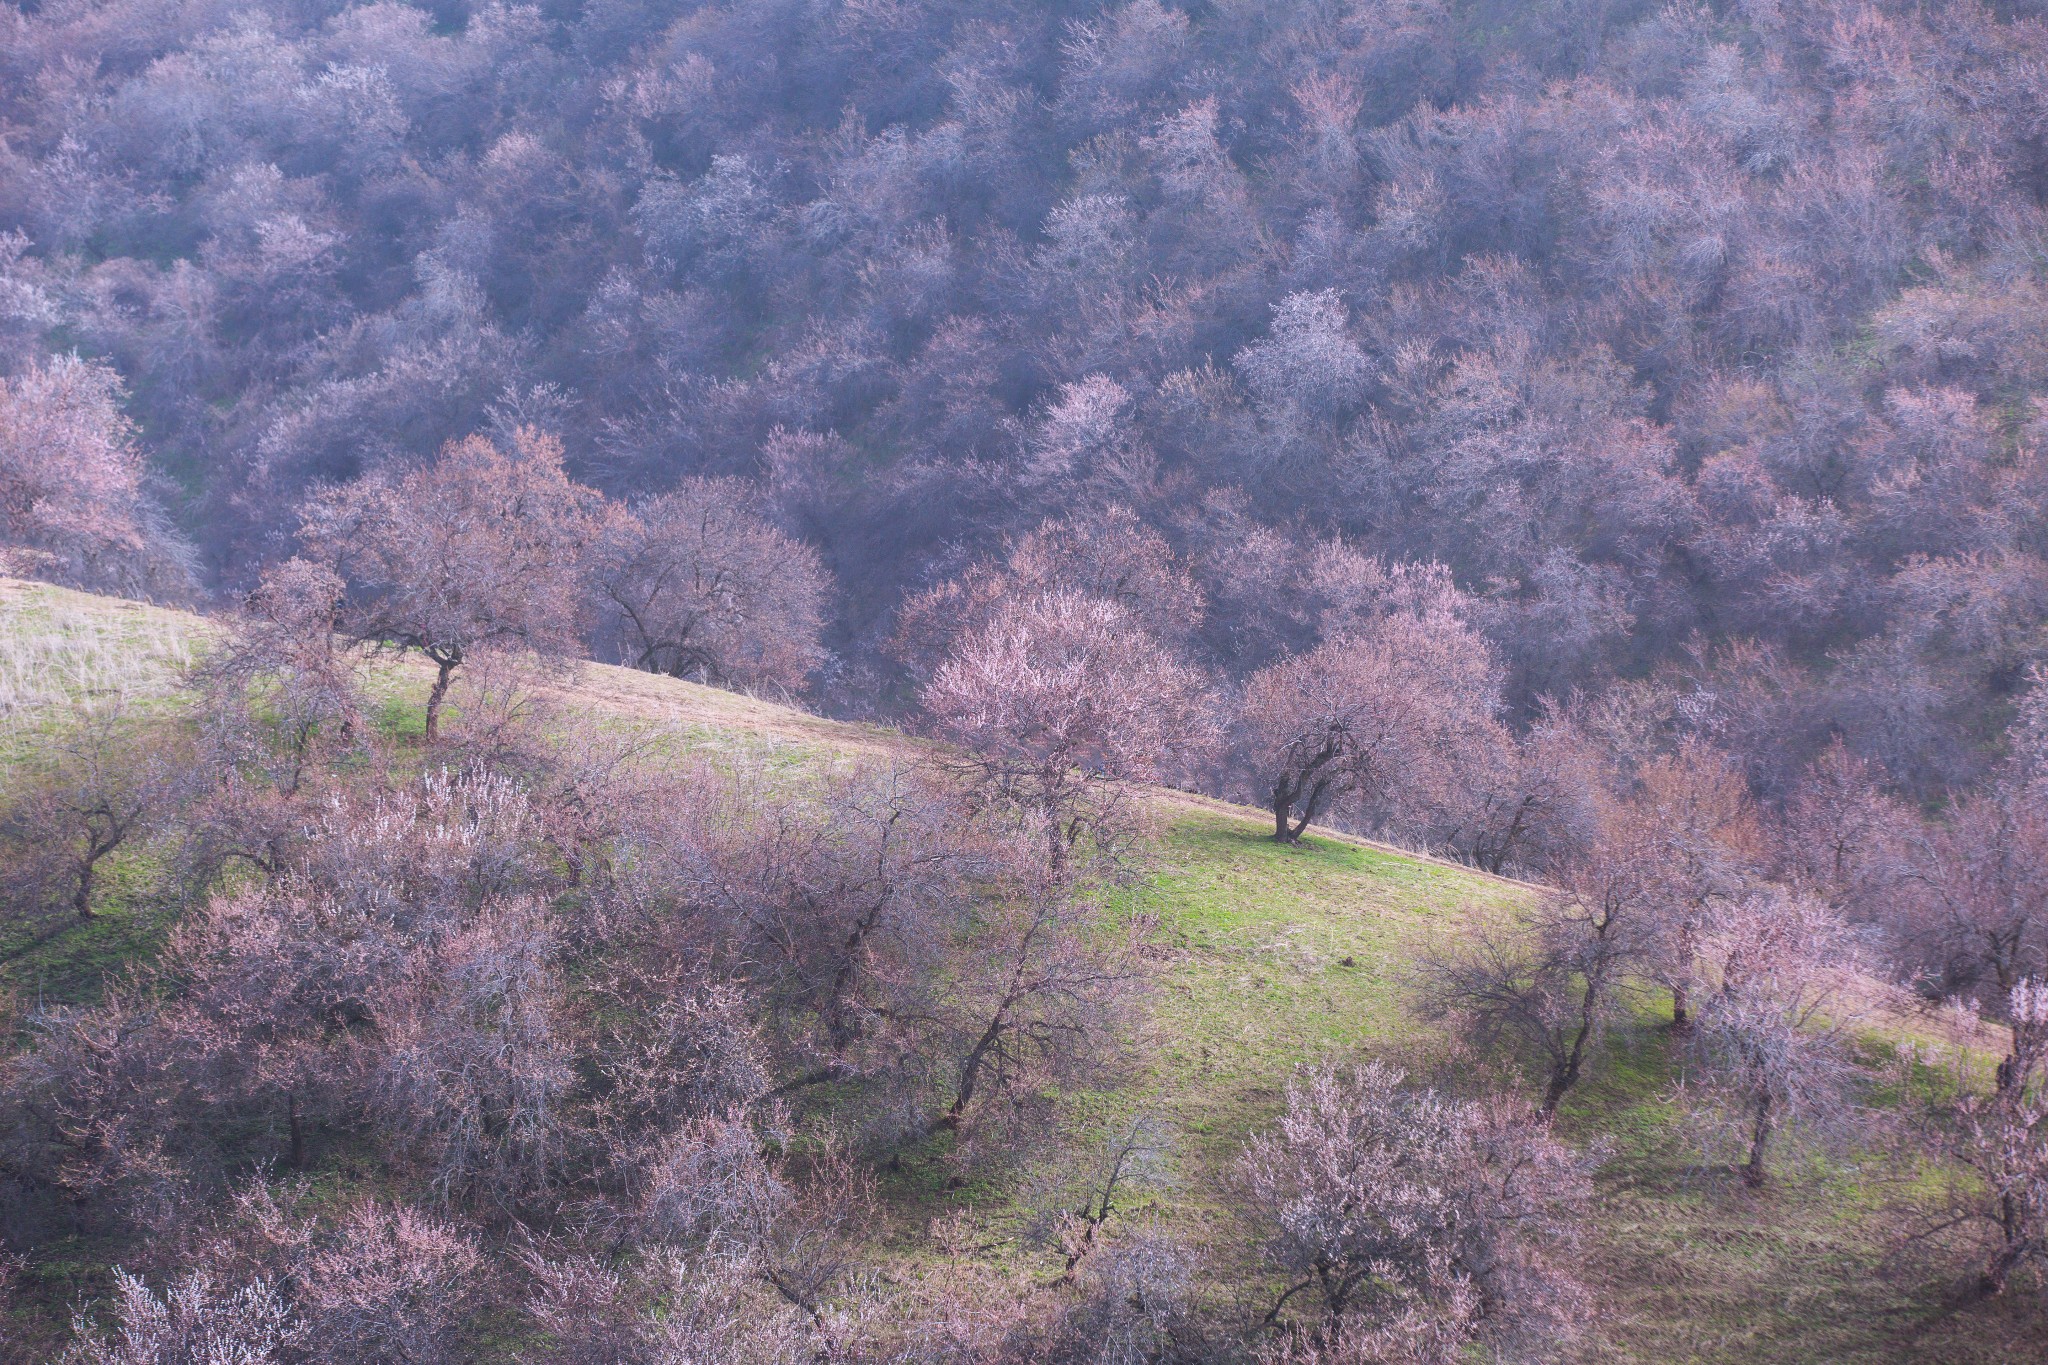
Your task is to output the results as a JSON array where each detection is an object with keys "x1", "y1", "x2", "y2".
[{"x1": 3, "y1": 578, "x2": 2046, "y2": 1360}]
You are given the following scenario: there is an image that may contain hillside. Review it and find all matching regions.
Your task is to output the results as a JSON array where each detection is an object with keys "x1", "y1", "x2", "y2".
[{"x1": 0, "y1": 577, "x2": 2040, "y2": 1364}]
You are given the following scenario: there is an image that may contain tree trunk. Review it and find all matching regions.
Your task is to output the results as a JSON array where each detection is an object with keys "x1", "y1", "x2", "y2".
[
  {"x1": 1670, "y1": 982, "x2": 1691, "y2": 1034},
  {"x1": 72, "y1": 858, "x2": 95, "y2": 922},
  {"x1": 1977, "y1": 1180, "x2": 2028, "y2": 1299},
  {"x1": 1543, "y1": 1038, "x2": 1584, "y2": 1116},
  {"x1": 1275, "y1": 778, "x2": 1328, "y2": 844},
  {"x1": 1743, "y1": 1093, "x2": 1773, "y2": 1188},
  {"x1": 423, "y1": 657, "x2": 457, "y2": 741},
  {"x1": 942, "y1": 1013, "x2": 1008, "y2": 1129},
  {"x1": 1272, "y1": 781, "x2": 1294, "y2": 843},
  {"x1": 1543, "y1": 977, "x2": 1604, "y2": 1114}
]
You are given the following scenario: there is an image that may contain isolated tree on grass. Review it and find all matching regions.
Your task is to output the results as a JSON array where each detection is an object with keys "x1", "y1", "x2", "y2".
[
  {"x1": 1, "y1": 705, "x2": 170, "y2": 925},
  {"x1": 1417, "y1": 837, "x2": 1656, "y2": 1114},
  {"x1": 921, "y1": 589, "x2": 1213, "y2": 869},
  {"x1": 936, "y1": 865, "x2": 1144, "y2": 1136},
  {"x1": 1680, "y1": 891, "x2": 1864, "y2": 1188},
  {"x1": 1627, "y1": 744, "x2": 1764, "y2": 1032},
  {"x1": 1240, "y1": 611, "x2": 1499, "y2": 844},
  {"x1": 301, "y1": 428, "x2": 602, "y2": 741},
  {"x1": 1238, "y1": 1062, "x2": 1592, "y2": 1362},
  {"x1": 1408, "y1": 705, "x2": 1604, "y2": 875},
  {"x1": 590, "y1": 477, "x2": 830, "y2": 693}
]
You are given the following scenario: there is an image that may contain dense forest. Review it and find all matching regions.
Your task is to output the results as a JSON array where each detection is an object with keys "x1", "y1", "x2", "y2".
[
  {"x1": 11, "y1": 0, "x2": 2048, "y2": 1360},
  {"x1": 6, "y1": 0, "x2": 2048, "y2": 791}
]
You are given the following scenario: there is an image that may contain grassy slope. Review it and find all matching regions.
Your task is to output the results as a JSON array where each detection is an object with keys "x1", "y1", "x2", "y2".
[{"x1": 3, "y1": 577, "x2": 2042, "y2": 1363}]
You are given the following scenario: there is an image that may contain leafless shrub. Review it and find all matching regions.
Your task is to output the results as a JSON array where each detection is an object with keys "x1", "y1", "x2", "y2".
[
  {"x1": 62, "y1": 1268, "x2": 301, "y2": 1365},
  {"x1": 292, "y1": 1202, "x2": 484, "y2": 1365},
  {"x1": 1237, "y1": 1063, "x2": 1592, "y2": 1362},
  {"x1": 296, "y1": 764, "x2": 554, "y2": 931},
  {"x1": 1, "y1": 991, "x2": 211, "y2": 1237},
  {"x1": 1013, "y1": 1229, "x2": 1203, "y2": 1365},
  {"x1": 621, "y1": 1109, "x2": 875, "y2": 1330},
  {"x1": 686, "y1": 761, "x2": 974, "y2": 1086},
  {"x1": 523, "y1": 1248, "x2": 810, "y2": 1365},
  {"x1": 594, "y1": 975, "x2": 770, "y2": 1140},
  {"x1": 357, "y1": 896, "x2": 576, "y2": 1208},
  {"x1": 0, "y1": 355, "x2": 194, "y2": 600}
]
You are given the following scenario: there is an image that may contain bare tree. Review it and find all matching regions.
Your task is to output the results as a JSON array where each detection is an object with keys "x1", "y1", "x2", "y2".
[
  {"x1": 1679, "y1": 891, "x2": 1865, "y2": 1188},
  {"x1": 1238, "y1": 1063, "x2": 1591, "y2": 1361},
  {"x1": 521, "y1": 1246, "x2": 810, "y2": 1365},
  {"x1": 1409, "y1": 707, "x2": 1603, "y2": 875},
  {"x1": 627, "y1": 1110, "x2": 874, "y2": 1335},
  {"x1": 590, "y1": 477, "x2": 830, "y2": 693},
  {"x1": 300, "y1": 428, "x2": 603, "y2": 741},
  {"x1": 292, "y1": 1202, "x2": 483, "y2": 1365},
  {"x1": 1239, "y1": 611, "x2": 1499, "y2": 844},
  {"x1": 1626, "y1": 743, "x2": 1764, "y2": 1032},
  {"x1": 2, "y1": 705, "x2": 169, "y2": 925},
  {"x1": 1009, "y1": 1227, "x2": 1202, "y2": 1365},
  {"x1": 921, "y1": 590, "x2": 1213, "y2": 868},
  {"x1": 190, "y1": 557, "x2": 361, "y2": 798},
  {"x1": 893, "y1": 505, "x2": 1205, "y2": 677},
  {"x1": 1026, "y1": 1115, "x2": 1172, "y2": 1282},
  {"x1": 1416, "y1": 841, "x2": 1654, "y2": 1114},
  {"x1": 1952, "y1": 979, "x2": 2048, "y2": 1297},
  {"x1": 687, "y1": 762, "x2": 975, "y2": 1086},
  {"x1": 0, "y1": 355, "x2": 192, "y2": 599},
  {"x1": 935, "y1": 864, "x2": 1145, "y2": 1138},
  {"x1": 1899, "y1": 775, "x2": 2048, "y2": 1010},
  {"x1": 1772, "y1": 740, "x2": 1911, "y2": 916}
]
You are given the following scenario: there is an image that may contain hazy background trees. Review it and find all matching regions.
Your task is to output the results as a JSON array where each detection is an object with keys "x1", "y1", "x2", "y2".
[{"x1": 4, "y1": 0, "x2": 2048, "y2": 818}]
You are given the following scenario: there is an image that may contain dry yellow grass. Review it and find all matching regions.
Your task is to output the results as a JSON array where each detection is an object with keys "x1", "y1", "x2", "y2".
[{"x1": 0, "y1": 577, "x2": 200, "y2": 737}]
